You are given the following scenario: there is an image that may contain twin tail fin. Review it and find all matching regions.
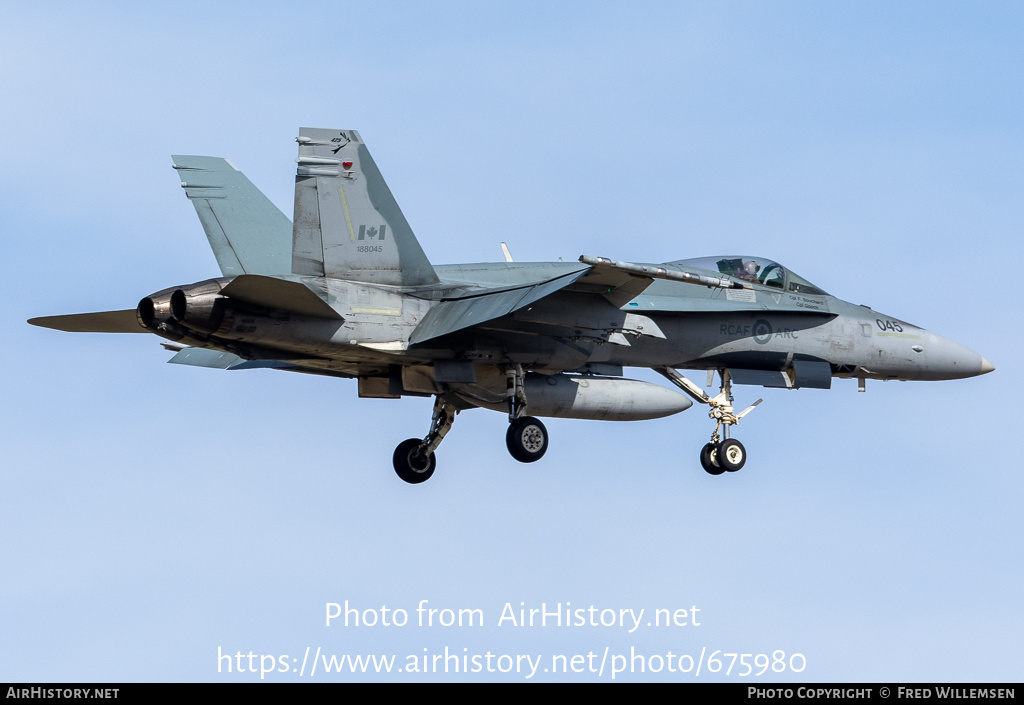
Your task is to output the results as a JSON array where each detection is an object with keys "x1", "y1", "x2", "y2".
[{"x1": 291, "y1": 128, "x2": 439, "y2": 287}]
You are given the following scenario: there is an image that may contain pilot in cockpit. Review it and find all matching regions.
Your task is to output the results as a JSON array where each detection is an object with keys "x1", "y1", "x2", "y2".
[{"x1": 738, "y1": 260, "x2": 760, "y2": 282}]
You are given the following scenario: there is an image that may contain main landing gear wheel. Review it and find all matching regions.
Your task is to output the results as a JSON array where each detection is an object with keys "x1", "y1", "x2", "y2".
[
  {"x1": 506, "y1": 416, "x2": 549, "y2": 463},
  {"x1": 393, "y1": 438, "x2": 437, "y2": 484},
  {"x1": 392, "y1": 395, "x2": 456, "y2": 484}
]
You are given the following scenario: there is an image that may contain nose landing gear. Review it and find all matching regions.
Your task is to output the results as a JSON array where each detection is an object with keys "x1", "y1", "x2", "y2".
[
  {"x1": 701, "y1": 437, "x2": 747, "y2": 474},
  {"x1": 655, "y1": 367, "x2": 759, "y2": 476}
]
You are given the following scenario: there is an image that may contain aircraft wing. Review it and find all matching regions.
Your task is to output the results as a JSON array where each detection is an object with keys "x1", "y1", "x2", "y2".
[
  {"x1": 412, "y1": 254, "x2": 837, "y2": 344},
  {"x1": 567, "y1": 264, "x2": 657, "y2": 307},
  {"x1": 28, "y1": 310, "x2": 145, "y2": 333},
  {"x1": 410, "y1": 270, "x2": 589, "y2": 344}
]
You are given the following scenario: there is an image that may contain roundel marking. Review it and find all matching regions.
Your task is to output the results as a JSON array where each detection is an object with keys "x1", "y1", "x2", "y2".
[{"x1": 753, "y1": 319, "x2": 773, "y2": 345}]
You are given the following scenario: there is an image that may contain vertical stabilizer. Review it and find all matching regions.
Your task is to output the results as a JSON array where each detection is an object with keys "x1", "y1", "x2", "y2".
[
  {"x1": 172, "y1": 156, "x2": 292, "y2": 276},
  {"x1": 292, "y1": 128, "x2": 439, "y2": 287}
]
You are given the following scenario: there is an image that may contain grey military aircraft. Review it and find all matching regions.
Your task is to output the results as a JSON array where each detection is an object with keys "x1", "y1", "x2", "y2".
[{"x1": 30, "y1": 128, "x2": 994, "y2": 483}]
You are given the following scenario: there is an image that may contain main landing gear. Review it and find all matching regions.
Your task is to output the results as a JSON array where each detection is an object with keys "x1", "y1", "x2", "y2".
[
  {"x1": 392, "y1": 394, "x2": 455, "y2": 484},
  {"x1": 655, "y1": 367, "x2": 761, "y2": 476},
  {"x1": 505, "y1": 364, "x2": 548, "y2": 463},
  {"x1": 391, "y1": 364, "x2": 549, "y2": 484}
]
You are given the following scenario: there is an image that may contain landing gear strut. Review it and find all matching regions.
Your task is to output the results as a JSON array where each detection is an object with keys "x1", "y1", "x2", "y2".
[
  {"x1": 392, "y1": 395, "x2": 457, "y2": 484},
  {"x1": 505, "y1": 364, "x2": 548, "y2": 463},
  {"x1": 392, "y1": 364, "x2": 553, "y2": 483},
  {"x1": 655, "y1": 367, "x2": 760, "y2": 476}
]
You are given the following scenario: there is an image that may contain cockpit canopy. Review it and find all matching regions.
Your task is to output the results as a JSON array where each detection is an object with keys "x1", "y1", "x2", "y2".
[{"x1": 671, "y1": 256, "x2": 829, "y2": 296}]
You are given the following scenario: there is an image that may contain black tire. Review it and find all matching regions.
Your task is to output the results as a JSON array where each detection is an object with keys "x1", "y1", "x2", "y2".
[
  {"x1": 506, "y1": 416, "x2": 549, "y2": 463},
  {"x1": 393, "y1": 438, "x2": 436, "y2": 484},
  {"x1": 700, "y1": 442, "x2": 725, "y2": 475},
  {"x1": 716, "y1": 438, "x2": 746, "y2": 472}
]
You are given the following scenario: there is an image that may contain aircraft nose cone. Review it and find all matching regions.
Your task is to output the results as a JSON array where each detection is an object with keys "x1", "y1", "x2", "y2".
[{"x1": 923, "y1": 333, "x2": 993, "y2": 380}]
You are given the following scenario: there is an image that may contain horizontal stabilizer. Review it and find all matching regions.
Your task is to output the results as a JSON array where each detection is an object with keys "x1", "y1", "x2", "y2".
[
  {"x1": 219, "y1": 275, "x2": 343, "y2": 319},
  {"x1": 172, "y1": 155, "x2": 292, "y2": 277},
  {"x1": 28, "y1": 310, "x2": 144, "y2": 334}
]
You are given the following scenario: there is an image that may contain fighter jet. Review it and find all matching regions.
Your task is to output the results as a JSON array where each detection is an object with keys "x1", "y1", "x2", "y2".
[{"x1": 29, "y1": 128, "x2": 994, "y2": 483}]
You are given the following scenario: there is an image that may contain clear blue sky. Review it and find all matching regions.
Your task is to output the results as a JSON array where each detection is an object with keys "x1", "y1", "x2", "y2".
[{"x1": 2, "y1": 1, "x2": 1020, "y2": 682}]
